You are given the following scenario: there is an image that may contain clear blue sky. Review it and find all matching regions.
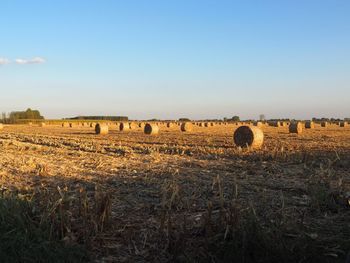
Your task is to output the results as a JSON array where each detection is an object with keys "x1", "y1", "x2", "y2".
[{"x1": 1, "y1": 0, "x2": 349, "y2": 120}]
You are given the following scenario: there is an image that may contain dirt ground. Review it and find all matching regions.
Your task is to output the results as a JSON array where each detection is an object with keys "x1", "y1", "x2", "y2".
[{"x1": 0, "y1": 123, "x2": 349, "y2": 262}]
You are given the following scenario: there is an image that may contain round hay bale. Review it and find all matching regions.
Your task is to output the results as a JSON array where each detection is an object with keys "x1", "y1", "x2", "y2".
[
  {"x1": 204, "y1": 122, "x2": 209, "y2": 127},
  {"x1": 254, "y1": 121, "x2": 263, "y2": 127},
  {"x1": 340, "y1": 122, "x2": 348, "y2": 127},
  {"x1": 305, "y1": 121, "x2": 315, "y2": 129},
  {"x1": 289, "y1": 122, "x2": 303, "y2": 134},
  {"x1": 268, "y1": 121, "x2": 280, "y2": 127},
  {"x1": 274, "y1": 121, "x2": 281, "y2": 127},
  {"x1": 62, "y1": 122, "x2": 69, "y2": 128},
  {"x1": 167, "y1": 123, "x2": 173, "y2": 128},
  {"x1": 119, "y1": 122, "x2": 130, "y2": 131},
  {"x1": 39, "y1": 122, "x2": 46, "y2": 127},
  {"x1": 95, "y1": 123, "x2": 109, "y2": 135},
  {"x1": 233, "y1": 126, "x2": 264, "y2": 149},
  {"x1": 144, "y1": 123, "x2": 159, "y2": 135},
  {"x1": 321, "y1": 122, "x2": 328, "y2": 128},
  {"x1": 0, "y1": 123, "x2": 3, "y2": 130},
  {"x1": 181, "y1": 122, "x2": 193, "y2": 132},
  {"x1": 129, "y1": 122, "x2": 137, "y2": 130},
  {"x1": 69, "y1": 123, "x2": 74, "y2": 128}
]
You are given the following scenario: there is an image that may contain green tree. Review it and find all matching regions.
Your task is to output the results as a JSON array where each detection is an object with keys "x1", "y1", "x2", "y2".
[
  {"x1": 231, "y1": 116, "x2": 240, "y2": 122},
  {"x1": 8, "y1": 108, "x2": 44, "y2": 123}
]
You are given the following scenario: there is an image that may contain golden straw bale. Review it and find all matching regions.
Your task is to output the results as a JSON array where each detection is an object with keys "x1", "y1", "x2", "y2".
[
  {"x1": 274, "y1": 121, "x2": 281, "y2": 127},
  {"x1": 281, "y1": 122, "x2": 288, "y2": 127},
  {"x1": 129, "y1": 122, "x2": 137, "y2": 129},
  {"x1": 289, "y1": 122, "x2": 303, "y2": 134},
  {"x1": 321, "y1": 122, "x2": 328, "y2": 128},
  {"x1": 181, "y1": 122, "x2": 193, "y2": 132},
  {"x1": 144, "y1": 123, "x2": 159, "y2": 135},
  {"x1": 305, "y1": 121, "x2": 315, "y2": 129},
  {"x1": 119, "y1": 122, "x2": 130, "y2": 131},
  {"x1": 95, "y1": 123, "x2": 109, "y2": 135},
  {"x1": 255, "y1": 121, "x2": 263, "y2": 127},
  {"x1": 233, "y1": 126, "x2": 264, "y2": 149}
]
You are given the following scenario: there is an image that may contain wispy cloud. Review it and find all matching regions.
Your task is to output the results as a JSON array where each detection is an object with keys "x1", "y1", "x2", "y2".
[
  {"x1": 0, "y1": 58, "x2": 10, "y2": 65},
  {"x1": 15, "y1": 57, "x2": 46, "y2": 65}
]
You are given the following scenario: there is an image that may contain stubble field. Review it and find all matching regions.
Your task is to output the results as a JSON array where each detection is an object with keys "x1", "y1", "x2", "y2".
[{"x1": 0, "y1": 123, "x2": 349, "y2": 262}]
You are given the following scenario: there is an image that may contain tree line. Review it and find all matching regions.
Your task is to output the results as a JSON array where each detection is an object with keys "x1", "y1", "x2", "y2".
[
  {"x1": 66, "y1": 116, "x2": 129, "y2": 121},
  {"x1": 0, "y1": 108, "x2": 44, "y2": 124}
]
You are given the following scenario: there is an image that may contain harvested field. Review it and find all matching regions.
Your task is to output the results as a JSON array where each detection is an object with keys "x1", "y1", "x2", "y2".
[{"x1": 0, "y1": 123, "x2": 349, "y2": 262}]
